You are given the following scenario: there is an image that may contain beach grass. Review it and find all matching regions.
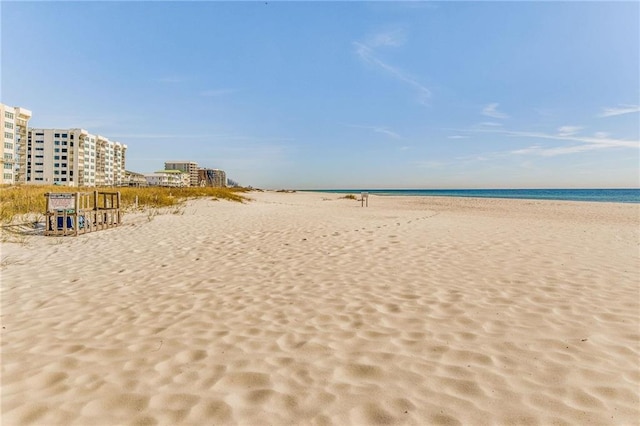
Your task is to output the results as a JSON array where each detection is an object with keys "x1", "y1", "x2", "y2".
[{"x1": 0, "y1": 185, "x2": 250, "y2": 224}]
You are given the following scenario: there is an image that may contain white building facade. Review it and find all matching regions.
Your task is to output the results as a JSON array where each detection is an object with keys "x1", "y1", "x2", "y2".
[
  {"x1": 26, "y1": 128, "x2": 126, "y2": 186},
  {"x1": 0, "y1": 104, "x2": 32, "y2": 184},
  {"x1": 165, "y1": 161, "x2": 198, "y2": 186}
]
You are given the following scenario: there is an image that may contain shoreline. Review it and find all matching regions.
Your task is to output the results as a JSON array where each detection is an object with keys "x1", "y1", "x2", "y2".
[{"x1": 2, "y1": 191, "x2": 639, "y2": 425}]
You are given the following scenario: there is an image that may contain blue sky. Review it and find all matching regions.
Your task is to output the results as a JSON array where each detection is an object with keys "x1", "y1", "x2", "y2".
[{"x1": 2, "y1": 1, "x2": 638, "y2": 189}]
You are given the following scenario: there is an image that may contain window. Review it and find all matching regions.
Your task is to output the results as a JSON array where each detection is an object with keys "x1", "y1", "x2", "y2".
[
  {"x1": 4, "y1": 111, "x2": 14, "y2": 119},
  {"x1": 5, "y1": 122, "x2": 13, "y2": 129},
  {"x1": 35, "y1": 163, "x2": 44, "y2": 166},
  {"x1": 4, "y1": 153, "x2": 13, "y2": 160},
  {"x1": 61, "y1": 178, "x2": 67, "y2": 181},
  {"x1": 61, "y1": 148, "x2": 67, "y2": 153},
  {"x1": 55, "y1": 141, "x2": 60, "y2": 145},
  {"x1": 35, "y1": 155, "x2": 44, "y2": 158},
  {"x1": 54, "y1": 155, "x2": 60, "y2": 160},
  {"x1": 4, "y1": 142, "x2": 12, "y2": 149},
  {"x1": 54, "y1": 171, "x2": 60, "y2": 175},
  {"x1": 54, "y1": 133, "x2": 60, "y2": 137},
  {"x1": 62, "y1": 141, "x2": 67, "y2": 146},
  {"x1": 4, "y1": 132, "x2": 13, "y2": 139},
  {"x1": 35, "y1": 147, "x2": 44, "y2": 151},
  {"x1": 61, "y1": 134, "x2": 68, "y2": 138},
  {"x1": 35, "y1": 132, "x2": 44, "y2": 136},
  {"x1": 61, "y1": 156, "x2": 67, "y2": 160},
  {"x1": 61, "y1": 163, "x2": 67, "y2": 168},
  {"x1": 54, "y1": 163, "x2": 59, "y2": 167},
  {"x1": 4, "y1": 163, "x2": 12, "y2": 169},
  {"x1": 3, "y1": 173, "x2": 12, "y2": 180},
  {"x1": 55, "y1": 148, "x2": 60, "y2": 153}
]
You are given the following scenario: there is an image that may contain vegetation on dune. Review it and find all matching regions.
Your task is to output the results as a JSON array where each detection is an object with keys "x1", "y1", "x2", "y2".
[
  {"x1": 0, "y1": 185, "x2": 250, "y2": 224},
  {"x1": 340, "y1": 194, "x2": 357, "y2": 200}
]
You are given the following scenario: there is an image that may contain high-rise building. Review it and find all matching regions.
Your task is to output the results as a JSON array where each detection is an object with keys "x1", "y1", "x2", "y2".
[
  {"x1": 0, "y1": 104, "x2": 32, "y2": 185},
  {"x1": 165, "y1": 161, "x2": 198, "y2": 186},
  {"x1": 25, "y1": 128, "x2": 126, "y2": 186},
  {"x1": 198, "y1": 168, "x2": 227, "y2": 187}
]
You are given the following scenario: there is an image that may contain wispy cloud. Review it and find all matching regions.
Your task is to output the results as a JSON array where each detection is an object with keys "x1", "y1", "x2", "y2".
[
  {"x1": 447, "y1": 135, "x2": 469, "y2": 139},
  {"x1": 349, "y1": 124, "x2": 401, "y2": 139},
  {"x1": 503, "y1": 130, "x2": 639, "y2": 157},
  {"x1": 200, "y1": 88, "x2": 236, "y2": 97},
  {"x1": 557, "y1": 126, "x2": 582, "y2": 136},
  {"x1": 369, "y1": 29, "x2": 406, "y2": 47},
  {"x1": 456, "y1": 126, "x2": 639, "y2": 158},
  {"x1": 482, "y1": 103, "x2": 508, "y2": 119},
  {"x1": 353, "y1": 30, "x2": 431, "y2": 104},
  {"x1": 599, "y1": 104, "x2": 640, "y2": 118}
]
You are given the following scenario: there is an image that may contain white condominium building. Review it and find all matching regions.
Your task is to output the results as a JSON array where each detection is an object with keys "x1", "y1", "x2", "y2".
[
  {"x1": 164, "y1": 161, "x2": 199, "y2": 186},
  {"x1": 0, "y1": 104, "x2": 32, "y2": 184},
  {"x1": 26, "y1": 129, "x2": 126, "y2": 186}
]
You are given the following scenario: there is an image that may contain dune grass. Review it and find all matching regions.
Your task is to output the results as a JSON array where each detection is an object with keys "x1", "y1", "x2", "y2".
[
  {"x1": 0, "y1": 185, "x2": 250, "y2": 224},
  {"x1": 340, "y1": 194, "x2": 357, "y2": 200}
]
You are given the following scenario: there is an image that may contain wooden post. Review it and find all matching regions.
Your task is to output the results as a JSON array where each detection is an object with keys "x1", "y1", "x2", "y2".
[
  {"x1": 74, "y1": 192, "x2": 80, "y2": 236},
  {"x1": 117, "y1": 191, "x2": 122, "y2": 225}
]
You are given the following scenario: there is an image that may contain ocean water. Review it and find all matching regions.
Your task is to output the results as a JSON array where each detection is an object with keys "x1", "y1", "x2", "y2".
[{"x1": 308, "y1": 188, "x2": 640, "y2": 204}]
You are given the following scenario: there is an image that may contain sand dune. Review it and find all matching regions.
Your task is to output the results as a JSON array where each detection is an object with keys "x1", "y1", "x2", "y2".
[{"x1": 2, "y1": 191, "x2": 638, "y2": 425}]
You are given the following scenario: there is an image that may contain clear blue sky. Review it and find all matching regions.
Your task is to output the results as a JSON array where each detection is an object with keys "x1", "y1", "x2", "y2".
[{"x1": 2, "y1": 1, "x2": 638, "y2": 189}]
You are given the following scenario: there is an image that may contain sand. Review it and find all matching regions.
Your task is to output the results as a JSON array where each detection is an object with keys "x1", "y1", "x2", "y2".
[{"x1": 1, "y1": 191, "x2": 639, "y2": 425}]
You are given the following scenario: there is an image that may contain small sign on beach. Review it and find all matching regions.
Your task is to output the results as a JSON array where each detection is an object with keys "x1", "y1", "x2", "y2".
[
  {"x1": 361, "y1": 192, "x2": 369, "y2": 207},
  {"x1": 46, "y1": 193, "x2": 75, "y2": 212}
]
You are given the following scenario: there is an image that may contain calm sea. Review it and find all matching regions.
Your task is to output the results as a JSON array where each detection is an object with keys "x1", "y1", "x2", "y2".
[{"x1": 308, "y1": 189, "x2": 640, "y2": 204}]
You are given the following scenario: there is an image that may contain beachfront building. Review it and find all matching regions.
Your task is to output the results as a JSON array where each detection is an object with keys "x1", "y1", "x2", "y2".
[
  {"x1": 25, "y1": 129, "x2": 127, "y2": 186},
  {"x1": 0, "y1": 104, "x2": 32, "y2": 185},
  {"x1": 145, "y1": 170, "x2": 189, "y2": 187},
  {"x1": 165, "y1": 161, "x2": 198, "y2": 186},
  {"x1": 198, "y1": 168, "x2": 227, "y2": 187},
  {"x1": 124, "y1": 170, "x2": 148, "y2": 187}
]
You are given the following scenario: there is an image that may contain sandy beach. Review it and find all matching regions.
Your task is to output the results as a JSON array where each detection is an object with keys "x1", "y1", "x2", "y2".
[{"x1": 1, "y1": 191, "x2": 639, "y2": 425}]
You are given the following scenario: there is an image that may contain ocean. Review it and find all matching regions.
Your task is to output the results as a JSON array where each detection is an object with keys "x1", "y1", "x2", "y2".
[{"x1": 307, "y1": 188, "x2": 640, "y2": 204}]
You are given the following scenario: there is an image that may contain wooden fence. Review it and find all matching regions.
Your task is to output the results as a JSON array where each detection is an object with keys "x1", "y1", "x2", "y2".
[{"x1": 44, "y1": 191, "x2": 121, "y2": 236}]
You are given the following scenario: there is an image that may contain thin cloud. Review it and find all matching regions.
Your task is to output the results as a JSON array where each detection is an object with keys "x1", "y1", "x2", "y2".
[
  {"x1": 503, "y1": 130, "x2": 638, "y2": 149},
  {"x1": 482, "y1": 103, "x2": 508, "y2": 119},
  {"x1": 458, "y1": 126, "x2": 639, "y2": 157},
  {"x1": 368, "y1": 29, "x2": 406, "y2": 47},
  {"x1": 557, "y1": 126, "x2": 582, "y2": 137},
  {"x1": 599, "y1": 104, "x2": 640, "y2": 117},
  {"x1": 349, "y1": 124, "x2": 401, "y2": 139},
  {"x1": 478, "y1": 122, "x2": 503, "y2": 127},
  {"x1": 353, "y1": 36, "x2": 431, "y2": 104},
  {"x1": 503, "y1": 130, "x2": 639, "y2": 157},
  {"x1": 447, "y1": 135, "x2": 469, "y2": 139}
]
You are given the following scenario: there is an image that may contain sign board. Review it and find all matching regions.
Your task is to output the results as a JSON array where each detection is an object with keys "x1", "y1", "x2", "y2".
[
  {"x1": 361, "y1": 192, "x2": 369, "y2": 207},
  {"x1": 47, "y1": 193, "x2": 75, "y2": 212}
]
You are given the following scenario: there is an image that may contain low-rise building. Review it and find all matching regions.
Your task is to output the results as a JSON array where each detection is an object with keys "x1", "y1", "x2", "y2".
[
  {"x1": 145, "y1": 170, "x2": 189, "y2": 187},
  {"x1": 165, "y1": 161, "x2": 198, "y2": 186},
  {"x1": 124, "y1": 170, "x2": 148, "y2": 187}
]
